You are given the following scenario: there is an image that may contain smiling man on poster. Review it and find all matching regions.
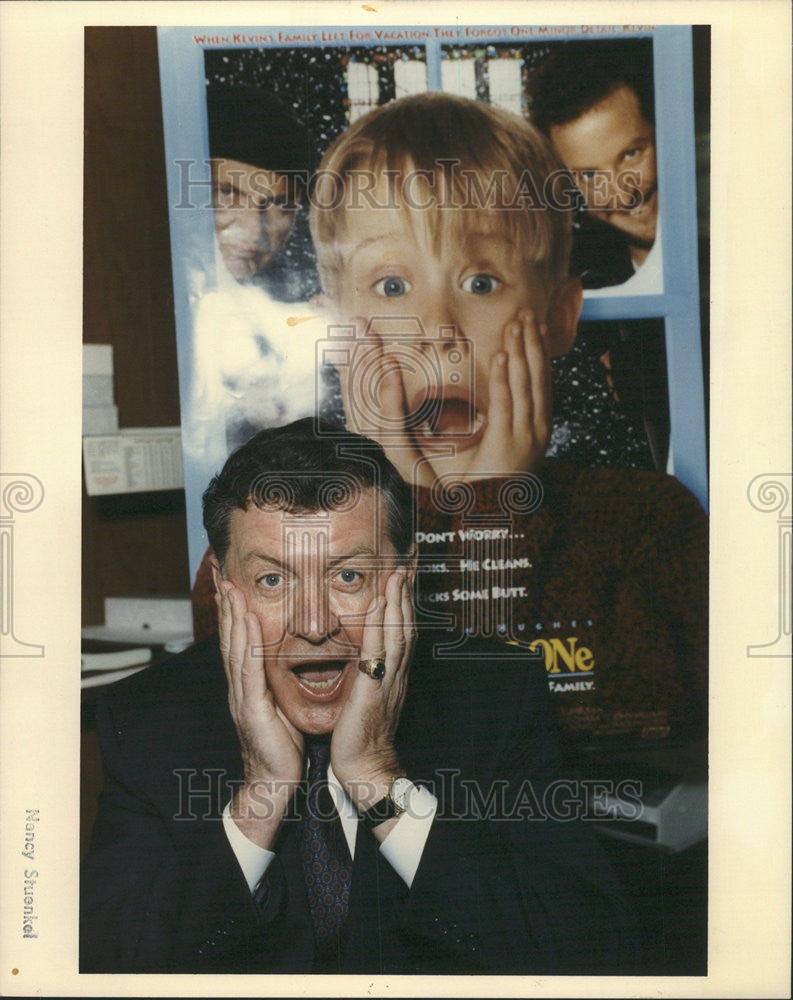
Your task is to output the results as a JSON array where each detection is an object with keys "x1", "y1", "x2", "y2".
[{"x1": 80, "y1": 419, "x2": 636, "y2": 974}]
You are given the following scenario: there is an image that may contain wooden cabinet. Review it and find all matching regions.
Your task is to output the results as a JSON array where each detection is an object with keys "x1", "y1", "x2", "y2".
[
  {"x1": 82, "y1": 26, "x2": 189, "y2": 628},
  {"x1": 82, "y1": 27, "x2": 190, "y2": 856}
]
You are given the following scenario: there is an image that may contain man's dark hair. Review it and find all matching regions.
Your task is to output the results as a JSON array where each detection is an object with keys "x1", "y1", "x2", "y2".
[
  {"x1": 529, "y1": 39, "x2": 655, "y2": 136},
  {"x1": 203, "y1": 418, "x2": 414, "y2": 568}
]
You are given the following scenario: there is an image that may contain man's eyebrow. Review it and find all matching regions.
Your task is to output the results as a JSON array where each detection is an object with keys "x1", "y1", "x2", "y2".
[
  {"x1": 618, "y1": 135, "x2": 652, "y2": 155},
  {"x1": 326, "y1": 545, "x2": 380, "y2": 568},
  {"x1": 240, "y1": 551, "x2": 284, "y2": 570},
  {"x1": 567, "y1": 136, "x2": 654, "y2": 175},
  {"x1": 241, "y1": 544, "x2": 383, "y2": 570},
  {"x1": 212, "y1": 179, "x2": 242, "y2": 195}
]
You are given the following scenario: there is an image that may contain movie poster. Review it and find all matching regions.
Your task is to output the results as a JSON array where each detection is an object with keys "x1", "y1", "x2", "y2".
[
  {"x1": 160, "y1": 24, "x2": 706, "y2": 559},
  {"x1": 159, "y1": 23, "x2": 708, "y2": 747}
]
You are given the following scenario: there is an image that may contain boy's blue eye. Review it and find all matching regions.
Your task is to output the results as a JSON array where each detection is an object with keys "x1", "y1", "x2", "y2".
[
  {"x1": 462, "y1": 273, "x2": 500, "y2": 295},
  {"x1": 374, "y1": 276, "x2": 411, "y2": 297}
]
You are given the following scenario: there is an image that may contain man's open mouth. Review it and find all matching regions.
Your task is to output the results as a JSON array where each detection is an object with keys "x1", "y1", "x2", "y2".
[
  {"x1": 409, "y1": 392, "x2": 486, "y2": 452},
  {"x1": 617, "y1": 184, "x2": 658, "y2": 217},
  {"x1": 290, "y1": 659, "x2": 350, "y2": 697}
]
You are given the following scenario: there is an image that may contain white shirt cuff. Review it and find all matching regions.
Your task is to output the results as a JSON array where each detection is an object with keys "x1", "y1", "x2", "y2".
[
  {"x1": 222, "y1": 801, "x2": 276, "y2": 894},
  {"x1": 223, "y1": 775, "x2": 438, "y2": 896},
  {"x1": 377, "y1": 783, "x2": 438, "y2": 888},
  {"x1": 326, "y1": 764, "x2": 437, "y2": 887}
]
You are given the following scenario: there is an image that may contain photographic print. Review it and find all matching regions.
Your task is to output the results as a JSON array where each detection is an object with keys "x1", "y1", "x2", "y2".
[
  {"x1": 79, "y1": 20, "x2": 710, "y2": 975},
  {"x1": 0, "y1": 2, "x2": 789, "y2": 997}
]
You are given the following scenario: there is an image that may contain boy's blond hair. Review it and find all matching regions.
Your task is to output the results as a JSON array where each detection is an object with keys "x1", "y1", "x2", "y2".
[{"x1": 309, "y1": 92, "x2": 574, "y2": 300}]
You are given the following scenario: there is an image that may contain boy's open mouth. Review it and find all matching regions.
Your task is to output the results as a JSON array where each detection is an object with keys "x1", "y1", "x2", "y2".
[{"x1": 409, "y1": 393, "x2": 486, "y2": 452}]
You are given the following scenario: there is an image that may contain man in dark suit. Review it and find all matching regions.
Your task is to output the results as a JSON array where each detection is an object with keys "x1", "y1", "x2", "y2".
[{"x1": 80, "y1": 419, "x2": 636, "y2": 974}]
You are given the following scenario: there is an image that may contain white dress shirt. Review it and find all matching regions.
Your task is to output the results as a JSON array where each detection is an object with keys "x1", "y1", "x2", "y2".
[{"x1": 223, "y1": 764, "x2": 438, "y2": 894}]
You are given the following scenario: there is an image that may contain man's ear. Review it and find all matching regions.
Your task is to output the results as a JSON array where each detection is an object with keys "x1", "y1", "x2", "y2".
[
  {"x1": 545, "y1": 276, "x2": 582, "y2": 358},
  {"x1": 209, "y1": 554, "x2": 223, "y2": 595}
]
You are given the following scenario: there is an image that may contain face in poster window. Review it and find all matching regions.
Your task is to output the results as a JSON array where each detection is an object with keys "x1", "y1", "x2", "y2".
[
  {"x1": 550, "y1": 84, "x2": 658, "y2": 263},
  {"x1": 528, "y1": 38, "x2": 660, "y2": 293},
  {"x1": 205, "y1": 82, "x2": 315, "y2": 293},
  {"x1": 210, "y1": 157, "x2": 302, "y2": 285},
  {"x1": 188, "y1": 81, "x2": 322, "y2": 457}
]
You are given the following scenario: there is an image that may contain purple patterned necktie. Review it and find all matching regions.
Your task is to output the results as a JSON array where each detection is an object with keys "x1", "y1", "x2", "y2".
[{"x1": 299, "y1": 742, "x2": 353, "y2": 945}]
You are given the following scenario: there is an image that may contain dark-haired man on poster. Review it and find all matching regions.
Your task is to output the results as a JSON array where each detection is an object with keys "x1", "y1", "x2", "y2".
[{"x1": 530, "y1": 40, "x2": 659, "y2": 290}]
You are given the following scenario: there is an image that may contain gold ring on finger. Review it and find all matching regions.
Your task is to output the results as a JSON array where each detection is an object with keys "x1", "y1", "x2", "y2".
[{"x1": 358, "y1": 657, "x2": 386, "y2": 680}]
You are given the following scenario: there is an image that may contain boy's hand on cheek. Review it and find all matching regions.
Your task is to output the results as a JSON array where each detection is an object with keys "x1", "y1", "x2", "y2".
[
  {"x1": 335, "y1": 311, "x2": 550, "y2": 487},
  {"x1": 429, "y1": 309, "x2": 552, "y2": 481},
  {"x1": 337, "y1": 317, "x2": 435, "y2": 488},
  {"x1": 481, "y1": 308, "x2": 551, "y2": 474}
]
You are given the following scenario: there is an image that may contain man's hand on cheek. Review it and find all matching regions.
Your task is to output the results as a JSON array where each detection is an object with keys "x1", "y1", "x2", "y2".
[
  {"x1": 331, "y1": 571, "x2": 416, "y2": 812},
  {"x1": 217, "y1": 581, "x2": 304, "y2": 848}
]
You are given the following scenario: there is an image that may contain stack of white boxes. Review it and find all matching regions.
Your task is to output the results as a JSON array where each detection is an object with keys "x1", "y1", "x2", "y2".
[
  {"x1": 83, "y1": 344, "x2": 119, "y2": 435},
  {"x1": 82, "y1": 342, "x2": 184, "y2": 496},
  {"x1": 82, "y1": 595, "x2": 194, "y2": 649}
]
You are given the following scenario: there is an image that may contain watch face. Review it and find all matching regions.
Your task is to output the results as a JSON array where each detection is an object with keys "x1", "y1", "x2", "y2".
[{"x1": 390, "y1": 777, "x2": 414, "y2": 813}]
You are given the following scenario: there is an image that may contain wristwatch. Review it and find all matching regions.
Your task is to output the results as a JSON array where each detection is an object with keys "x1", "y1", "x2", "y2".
[{"x1": 360, "y1": 776, "x2": 415, "y2": 829}]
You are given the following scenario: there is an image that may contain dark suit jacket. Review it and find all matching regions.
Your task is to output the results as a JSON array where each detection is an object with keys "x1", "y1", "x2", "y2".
[{"x1": 80, "y1": 631, "x2": 637, "y2": 974}]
